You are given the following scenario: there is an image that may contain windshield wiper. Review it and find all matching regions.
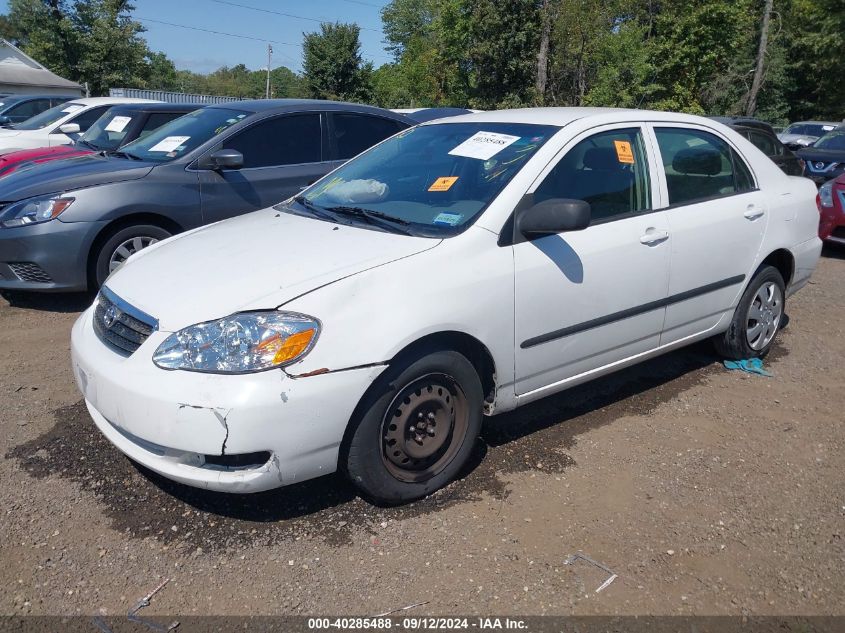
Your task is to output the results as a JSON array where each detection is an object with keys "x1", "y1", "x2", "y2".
[
  {"x1": 111, "y1": 150, "x2": 142, "y2": 161},
  {"x1": 290, "y1": 195, "x2": 341, "y2": 222},
  {"x1": 76, "y1": 139, "x2": 99, "y2": 151},
  {"x1": 325, "y1": 205, "x2": 413, "y2": 235}
]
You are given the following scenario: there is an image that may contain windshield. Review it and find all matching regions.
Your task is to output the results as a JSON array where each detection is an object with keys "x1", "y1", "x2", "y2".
[
  {"x1": 118, "y1": 107, "x2": 248, "y2": 162},
  {"x1": 784, "y1": 123, "x2": 835, "y2": 137},
  {"x1": 12, "y1": 102, "x2": 85, "y2": 130},
  {"x1": 812, "y1": 130, "x2": 845, "y2": 151},
  {"x1": 286, "y1": 122, "x2": 558, "y2": 236},
  {"x1": 79, "y1": 109, "x2": 140, "y2": 151}
]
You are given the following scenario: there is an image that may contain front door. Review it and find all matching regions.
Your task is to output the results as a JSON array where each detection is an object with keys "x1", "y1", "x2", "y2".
[
  {"x1": 513, "y1": 125, "x2": 671, "y2": 398},
  {"x1": 648, "y1": 125, "x2": 767, "y2": 345},
  {"x1": 198, "y1": 112, "x2": 333, "y2": 223}
]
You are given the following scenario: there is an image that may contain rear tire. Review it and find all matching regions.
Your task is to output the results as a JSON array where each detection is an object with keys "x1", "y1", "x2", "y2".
[
  {"x1": 714, "y1": 265, "x2": 785, "y2": 360},
  {"x1": 343, "y1": 349, "x2": 483, "y2": 505},
  {"x1": 92, "y1": 224, "x2": 171, "y2": 289}
]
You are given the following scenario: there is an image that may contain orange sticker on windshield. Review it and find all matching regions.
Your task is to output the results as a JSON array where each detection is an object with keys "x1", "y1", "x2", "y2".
[
  {"x1": 614, "y1": 140, "x2": 635, "y2": 164},
  {"x1": 428, "y1": 176, "x2": 459, "y2": 192}
]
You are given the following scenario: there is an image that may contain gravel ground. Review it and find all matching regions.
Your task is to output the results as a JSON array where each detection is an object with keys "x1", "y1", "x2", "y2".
[{"x1": 1, "y1": 250, "x2": 843, "y2": 618}]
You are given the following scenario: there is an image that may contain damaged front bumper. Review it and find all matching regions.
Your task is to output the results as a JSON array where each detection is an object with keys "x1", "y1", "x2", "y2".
[{"x1": 70, "y1": 305, "x2": 387, "y2": 493}]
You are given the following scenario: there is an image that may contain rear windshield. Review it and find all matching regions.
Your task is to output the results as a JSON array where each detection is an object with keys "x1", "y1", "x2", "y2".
[
  {"x1": 118, "y1": 108, "x2": 249, "y2": 162},
  {"x1": 12, "y1": 102, "x2": 86, "y2": 130}
]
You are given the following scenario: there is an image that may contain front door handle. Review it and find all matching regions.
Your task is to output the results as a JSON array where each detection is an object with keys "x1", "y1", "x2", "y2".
[
  {"x1": 640, "y1": 230, "x2": 669, "y2": 246},
  {"x1": 744, "y1": 205, "x2": 765, "y2": 220}
]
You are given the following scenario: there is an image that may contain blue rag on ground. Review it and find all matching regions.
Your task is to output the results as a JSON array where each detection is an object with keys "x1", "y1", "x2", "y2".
[{"x1": 723, "y1": 358, "x2": 773, "y2": 377}]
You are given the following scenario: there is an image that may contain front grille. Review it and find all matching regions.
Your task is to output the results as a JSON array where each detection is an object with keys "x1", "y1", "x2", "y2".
[
  {"x1": 92, "y1": 287, "x2": 158, "y2": 355},
  {"x1": 8, "y1": 261, "x2": 52, "y2": 283}
]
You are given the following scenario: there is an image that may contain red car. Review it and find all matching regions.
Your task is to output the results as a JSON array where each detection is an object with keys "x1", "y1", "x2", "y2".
[
  {"x1": 0, "y1": 102, "x2": 198, "y2": 178},
  {"x1": 818, "y1": 173, "x2": 845, "y2": 245}
]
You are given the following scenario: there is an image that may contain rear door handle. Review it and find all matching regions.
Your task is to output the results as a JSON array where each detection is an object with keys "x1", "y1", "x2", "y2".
[
  {"x1": 744, "y1": 205, "x2": 765, "y2": 220},
  {"x1": 640, "y1": 230, "x2": 669, "y2": 246}
]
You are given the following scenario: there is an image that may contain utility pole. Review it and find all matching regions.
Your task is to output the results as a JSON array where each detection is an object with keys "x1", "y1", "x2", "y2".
[{"x1": 266, "y1": 44, "x2": 273, "y2": 99}]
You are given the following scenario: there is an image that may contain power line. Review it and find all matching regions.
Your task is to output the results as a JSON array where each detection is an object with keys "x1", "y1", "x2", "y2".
[
  {"x1": 136, "y1": 17, "x2": 299, "y2": 64},
  {"x1": 339, "y1": 0, "x2": 383, "y2": 7},
  {"x1": 209, "y1": 0, "x2": 382, "y2": 33}
]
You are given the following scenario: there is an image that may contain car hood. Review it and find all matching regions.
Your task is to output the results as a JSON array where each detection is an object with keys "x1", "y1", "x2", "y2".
[
  {"x1": 796, "y1": 147, "x2": 845, "y2": 162},
  {"x1": 0, "y1": 153, "x2": 154, "y2": 201},
  {"x1": 105, "y1": 207, "x2": 441, "y2": 332},
  {"x1": 0, "y1": 145, "x2": 89, "y2": 174}
]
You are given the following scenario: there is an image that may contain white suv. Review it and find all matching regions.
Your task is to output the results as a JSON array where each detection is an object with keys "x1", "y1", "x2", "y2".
[
  {"x1": 71, "y1": 108, "x2": 822, "y2": 504},
  {"x1": 0, "y1": 96, "x2": 159, "y2": 154}
]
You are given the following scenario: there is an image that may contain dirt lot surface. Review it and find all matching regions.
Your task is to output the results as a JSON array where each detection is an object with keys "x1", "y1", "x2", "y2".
[{"x1": 1, "y1": 251, "x2": 843, "y2": 619}]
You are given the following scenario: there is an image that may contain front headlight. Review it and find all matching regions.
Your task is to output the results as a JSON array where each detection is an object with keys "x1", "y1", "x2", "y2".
[
  {"x1": 818, "y1": 181, "x2": 834, "y2": 208},
  {"x1": 0, "y1": 194, "x2": 75, "y2": 228},
  {"x1": 153, "y1": 311, "x2": 320, "y2": 374}
]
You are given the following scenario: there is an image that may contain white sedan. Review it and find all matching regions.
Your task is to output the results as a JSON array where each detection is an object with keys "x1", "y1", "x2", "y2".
[
  {"x1": 70, "y1": 108, "x2": 822, "y2": 504},
  {"x1": 0, "y1": 96, "x2": 159, "y2": 154}
]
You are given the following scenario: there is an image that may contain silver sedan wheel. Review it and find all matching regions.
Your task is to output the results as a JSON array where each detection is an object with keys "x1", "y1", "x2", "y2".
[
  {"x1": 746, "y1": 281, "x2": 783, "y2": 351},
  {"x1": 109, "y1": 236, "x2": 159, "y2": 273}
]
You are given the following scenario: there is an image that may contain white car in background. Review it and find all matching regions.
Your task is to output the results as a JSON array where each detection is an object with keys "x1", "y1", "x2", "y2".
[
  {"x1": 777, "y1": 120, "x2": 839, "y2": 149},
  {"x1": 71, "y1": 108, "x2": 821, "y2": 504},
  {"x1": 0, "y1": 96, "x2": 160, "y2": 154}
]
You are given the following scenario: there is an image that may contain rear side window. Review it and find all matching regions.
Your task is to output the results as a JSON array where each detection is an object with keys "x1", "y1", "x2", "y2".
[
  {"x1": 746, "y1": 129, "x2": 778, "y2": 156},
  {"x1": 67, "y1": 106, "x2": 110, "y2": 133},
  {"x1": 331, "y1": 113, "x2": 405, "y2": 160},
  {"x1": 533, "y1": 127, "x2": 651, "y2": 223},
  {"x1": 223, "y1": 113, "x2": 322, "y2": 168},
  {"x1": 654, "y1": 128, "x2": 755, "y2": 206}
]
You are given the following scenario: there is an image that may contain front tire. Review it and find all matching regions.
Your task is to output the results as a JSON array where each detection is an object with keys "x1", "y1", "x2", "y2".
[
  {"x1": 92, "y1": 224, "x2": 171, "y2": 289},
  {"x1": 714, "y1": 265, "x2": 785, "y2": 360},
  {"x1": 343, "y1": 349, "x2": 483, "y2": 505}
]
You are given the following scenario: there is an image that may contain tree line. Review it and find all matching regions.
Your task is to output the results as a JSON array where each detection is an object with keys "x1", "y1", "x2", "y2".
[{"x1": 2, "y1": 0, "x2": 842, "y2": 125}]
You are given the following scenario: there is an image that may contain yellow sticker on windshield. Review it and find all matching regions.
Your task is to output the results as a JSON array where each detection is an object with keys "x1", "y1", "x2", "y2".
[
  {"x1": 614, "y1": 140, "x2": 635, "y2": 164},
  {"x1": 428, "y1": 176, "x2": 459, "y2": 192}
]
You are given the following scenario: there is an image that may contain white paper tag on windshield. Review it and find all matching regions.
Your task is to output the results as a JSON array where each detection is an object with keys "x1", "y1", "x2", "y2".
[
  {"x1": 149, "y1": 135, "x2": 190, "y2": 152},
  {"x1": 104, "y1": 116, "x2": 132, "y2": 133},
  {"x1": 448, "y1": 131, "x2": 520, "y2": 160},
  {"x1": 62, "y1": 104, "x2": 84, "y2": 113}
]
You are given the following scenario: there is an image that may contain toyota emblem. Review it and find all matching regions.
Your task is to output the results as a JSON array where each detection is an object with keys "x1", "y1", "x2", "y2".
[{"x1": 103, "y1": 305, "x2": 121, "y2": 328}]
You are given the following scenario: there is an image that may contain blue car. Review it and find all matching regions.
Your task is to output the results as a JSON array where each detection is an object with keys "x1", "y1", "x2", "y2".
[{"x1": 0, "y1": 94, "x2": 77, "y2": 127}]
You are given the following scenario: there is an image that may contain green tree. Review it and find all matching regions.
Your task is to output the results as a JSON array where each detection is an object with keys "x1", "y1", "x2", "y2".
[{"x1": 302, "y1": 22, "x2": 373, "y2": 102}]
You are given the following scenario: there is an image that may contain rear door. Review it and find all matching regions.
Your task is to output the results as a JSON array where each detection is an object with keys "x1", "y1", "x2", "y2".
[
  {"x1": 198, "y1": 112, "x2": 331, "y2": 223},
  {"x1": 647, "y1": 124, "x2": 766, "y2": 345}
]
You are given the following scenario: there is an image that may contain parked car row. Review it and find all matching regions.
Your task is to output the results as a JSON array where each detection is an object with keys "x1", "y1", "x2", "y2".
[{"x1": 0, "y1": 99, "x2": 412, "y2": 291}]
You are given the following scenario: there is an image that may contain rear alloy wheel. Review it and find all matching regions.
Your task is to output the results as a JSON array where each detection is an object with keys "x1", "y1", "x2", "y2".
[
  {"x1": 344, "y1": 349, "x2": 483, "y2": 505},
  {"x1": 93, "y1": 224, "x2": 171, "y2": 289},
  {"x1": 714, "y1": 265, "x2": 785, "y2": 359}
]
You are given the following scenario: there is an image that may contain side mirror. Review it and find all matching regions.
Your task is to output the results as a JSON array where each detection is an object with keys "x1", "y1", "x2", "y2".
[
  {"x1": 517, "y1": 198, "x2": 591, "y2": 238},
  {"x1": 0, "y1": 115, "x2": 11, "y2": 126},
  {"x1": 208, "y1": 148, "x2": 243, "y2": 170},
  {"x1": 59, "y1": 122, "x2": 80, "y2": 135}
]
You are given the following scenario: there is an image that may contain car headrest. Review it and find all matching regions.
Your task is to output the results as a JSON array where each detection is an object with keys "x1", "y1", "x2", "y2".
[
  {"x1": 672, "y1": 148, "x2": 722, "y2": 176},
  {"x1": 583, "y1": 147, "x2": 623, "y2": 170}
]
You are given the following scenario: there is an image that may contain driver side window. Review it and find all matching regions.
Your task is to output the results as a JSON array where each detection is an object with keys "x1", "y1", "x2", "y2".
[{"x1": 534, "y1": 128, "x2": 652, "y2": 223}]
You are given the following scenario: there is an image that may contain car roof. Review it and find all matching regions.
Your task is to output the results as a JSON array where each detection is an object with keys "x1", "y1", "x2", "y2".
[
  {"x1": 0, "y1": 94, "x2": 76, "y2": 103},
  {"x1": 423, "y1": 107, "x2": 742, "y2": 128},
  {"x1": 205, "y1": 98, "x2": 411, "y2": 120},
  {"x1": 787, "y1": 120, "x2": 840, "y2": 126},
  {"x1": 708, "y1": 115, "x2": 772, "y2": 129},
  {"x1": 64, "y1": 97, "x2": 162, "y2": 106},
  {"x1": 104, "y1": 102, "x2": 203, "y2": 114}
]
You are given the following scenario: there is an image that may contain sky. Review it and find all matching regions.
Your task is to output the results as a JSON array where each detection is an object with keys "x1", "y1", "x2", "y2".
[{"x1": 0, "y1": 0, "x2": 395, "y2": 75}]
